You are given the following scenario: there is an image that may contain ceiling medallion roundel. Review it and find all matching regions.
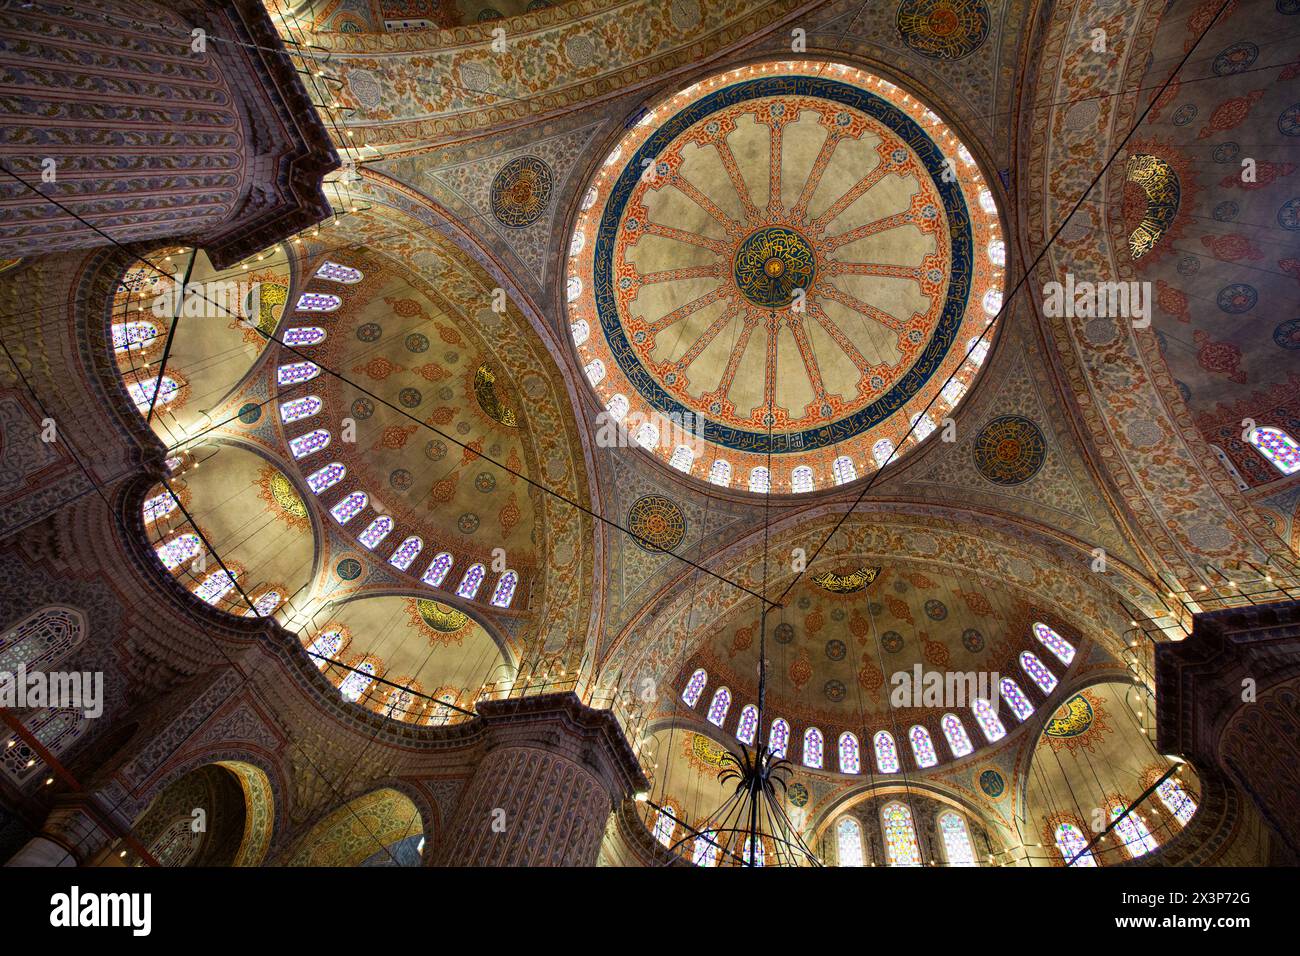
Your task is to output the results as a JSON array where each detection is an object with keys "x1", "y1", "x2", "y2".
[
  {"x1": 626, "y1": 494, "x2": 687, "y2": 552},
  {"x1": 490, "y1": 156, "x2": 553, "y2": 227},
  {"x1": 973, "y1": 415, "x2": 1046, "y2": 485},
  {"x1": 566, "y1": 61, "x2": 1005, "y2": 494},
  {"x1": 896, "y1": 0, "x2": 991, "y2": 60}
]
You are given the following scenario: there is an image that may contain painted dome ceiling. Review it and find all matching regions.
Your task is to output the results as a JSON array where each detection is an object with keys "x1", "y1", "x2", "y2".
[{"x1": 566, "y1": 60, "x2": 1005, "y2": 494}]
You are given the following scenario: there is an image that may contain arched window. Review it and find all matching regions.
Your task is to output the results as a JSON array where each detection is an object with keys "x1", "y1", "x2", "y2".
[
  {"x1": 910, "y1": 412, "x2": 936, "y2": 442},
  {"x1": 669, "y1": 445, "x2": 694, "y2": 472},
  {"x1": 422, "y1": 552, "x2": 454, "y2": 587},
  {"x1": 456, "y1": 563, "x2": 486, "y2": 600},
  {"x1": 388, "y1": 536, "x2": 423, "y2": 571},
  {"x1": 155, "y1": 533, "x2": 202, "y2": 570},
  {"x1": 1248, "y1": 426, "x2": 1300, "y2": 475},
  {"x1": 1110, "y1": 806, "x2": 1158, "y2": 858},
  {"x1": 839, "y1": 732, "x2": 861, "y2": 773},
  {"x1": 1, "y1": 709, "x2": 87, "y2": 782},
  {"x1": 245, "y1": 589, "x2": 282, "y2": 618},
  {"x1": 872, "y1": 438, "x2": 896, "y2": 468},
  {"x1": 358, "y1": 515, "x2": 394, "y2": 550},
  {"x1": 277, "y1": 361, "x2": 320, "y2": 386},
  {"x1": 881, "y1": 802, "x2": 921, "y2": 866},
  {"x1": 490, "y1": 570, "x2": 518, "y2": 608},
  {"x1": 769, "y1": 718, "x2": 790, "y2": 759},
  {"x1": 425, "y1": 691, "x2": 459, "y2": 727},
  {"x1": 565, "y1": 276, "x2": 582, "y2": 302},
  {"x1": 126, "y1": 375, "x2": 182, "y2": 412},
  {"x1": 938, "y1": 812, "x2": 976, "y2": 866},
  {"x1": 941, "y1": 379, "x2": 966, "y2": 406},
  {"x1": 584, "y1": 359, "x2": 605, "y2": 386},
  {"x1": 193, "y1": 569, "x2": 237, "y2": 605},
  {"x1": 692, "y1": 829, "x2": 720, "y2": 867},
  {"x1": 1156, "y1": 777, "x2": 1197, "y2": 826},
  {"x1": 111, "y1": 320, "x2": 161, "y2": 352},
  {"x1": 605, "y1": 394, "x2": 629, "y2": 422},
  {"x1": 748, "y1": 466, "x2": 770, "y2": 493},
  {"x1": 706, "y1": 687, "x2": 731, "y2": 726},
  {"x1": 305, "y1": 629, "x2": 343, "y2": 668},
  {"x1": 942, "y1": 713, "x2": 974, "y2": 757},
  {"x1": 570, "y1": 318, "x2": 590, "y2": 346},
  {"x1": 966, "y1": 337, "x2": 990, "y2": 366},
  {"x1": 836, "y1": 817, "x2": 865, "y2": 867},
  {"x1": 736, "y1": 704, "x2": 758, "y2": 745},
  {"x1": 909, "y1": 724, "x2": 938, "y2": 768},
  {"x1": 294, "y1": 292, "x2": 341, "y2": 312},
  {"x1": 1019, "y1": 651, "x2": 1057, "y2": 694},
  {"x1": 1054, "y1": 821, "x2": 1097, "y2": 867},
  {"x1": 873, "y1": 730, "x2": 899, "y2": 773},
  {"x1": 802, "y1": 727, "x2": 824, "y2": 768},
  {"x1": 999, "y1": 678, "x2": 1034, "y2": 721},
  {"x1": 142, "y1": 490, "x2": 179, "y2": 524},
  {"x1": 791, "y1": 465, "x2": 815, "y2": 493},
  {"x1": 1033, "y1": 622, "x2": 1075, "y2": 665},
  {"x1": 708, "y1": 459, "x2": 731, "y2": 487},
  {"x1": 653, "y1": 804, "x2": 677, "y2": 847},
  {"x1": 982, "y1": 288, "x2": 1003, "y2": 316},
  {"x1": 987, "y1": 239, "x2": 1006, "y2": 267},
  {"x1": 280, "y1": 395, "x2": 322, "y2": 423},
  {"x1": 681, "y1": 668, "x2": 707, "y2": 707},
  {"x1": 568, "y1": 230, "x2": 586, "y2": 257},
  {"x1": 832, "y1": 456, "x2": 857, "y2": 485},
  {"x1": 971, "y1": 698, "x2": 1006, "y2": 742},
  {"x1": 741, "y1": 835, "x2": 765, "y2": 867},
  {"x1": 632, "y1": 421, "x2": 658, "y2": 450},
  {"x1": 339, "y1": 660, "x2": 376, "y2": 702},
  {"x1": 306, "y1": 462, "x2": 346, "y2": 494},
  {"x1": 283, "y1": 326, "x2": 326, "y2": 346},
  {"x1": 288, "y1": 428, "x2": 331, "y2": 459},
  {"x1": 314, "y1": 261, "x2": 363, "y2": 283},
  {"x1": 382, "y1": 687, "x2": 417, "y2": 722},
  {"x1": 0, "y1": 607, "x2": 85, "y2": 674},
  {"x1": 329, "y1": 491, "x2": 368, "y2": 525}
]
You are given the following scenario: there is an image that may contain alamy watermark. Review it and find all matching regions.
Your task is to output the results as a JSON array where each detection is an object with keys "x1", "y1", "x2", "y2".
[
  {"x1": 0, "y1": 665, "x2": 103, "y2": 718},
  {"x1": 1042, "y1": 273, "x2": 1151, "y2": 328},
  {"x1": 150, "y1": 280, "x2": 259, "y2": 321},
  {"x1": 890, "y1": 665, "x2": 1001, "y2": 710}
]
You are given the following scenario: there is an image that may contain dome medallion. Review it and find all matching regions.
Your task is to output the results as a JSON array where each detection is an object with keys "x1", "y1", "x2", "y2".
[{"x1": 566, "y1": 61, "x2": 1005, "y2": 494}]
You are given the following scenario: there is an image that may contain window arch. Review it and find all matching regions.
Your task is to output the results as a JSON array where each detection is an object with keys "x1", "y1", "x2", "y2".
[
  {"x1": 1, "y1": 709, "x2": 87, "y2": 782},
  {"x1": 748, "y1": 466, "x2": 770, "y2": 493},
  {"x1": 0, "y1": 607, "x2": 86, "y2": 674},
  {"x1": 966, "y1": 337, "x2": 990, "y2": 366},
  {"x1": 280, "y1": 395, "x2": 322, "y2": 423},
  {"x1": 142, "y1": 489, "x2": 179, "y2": 524},
  {"x1": 706, "y1": 687, "x2": 731, "y2": 726},
  {"x1": 941, "y1": 713, "x2": 974, "y2": 757},
  {"x1": 605, "y1": 394, "x2": 629, "y2": 422},
  {"x1": 873, "y1": 730, "x2": 900, "y2": 773},
  {"x1": 294, "y1": 292, "x2": 341, "y2": 312},
  {"x1": 669, "y1": 445, "x2": 694, "y2": 472},
  {"x1": 382, "y1": 686, "x2": 418, "y2": 722},
  {"x1": 283, "y1": 326, "x2": 326, "y2": 346},
  {"x1": 329, "y1": 491, "x2": 368, "y2": 525},
  {"x1": 872, "y1": 438, "x2": 896, "y2": 468},
  {"x1": 910, "y1": 412, "x2": 936, "y2": 442},
  {"x1": 838, "y1": 732, "x2": 861, "y2": 773},
  {"x1": 909, "y1": 724, "x2": 939, "y2": 768},
  {"x1": 584, "y1": 359, "x2": 605, "y2": 386},
  {"x1": 1033, "y1": 622, "x2": 1075, "y2": 665},
  {"x1": 314, "y1": 261, "x2": 363, "y2": 283},
  {"x1": 570, "y1": 319, "x2": 590, "y2": 346},
  {"x1": 388, "y1": 536, "x2": 423, "y2": 571},
  {"x1": 1019, "y1": 651, "x2": 1057, "y2": 694},
  {"x1": 632, "y1": 421, "x2": 658, "y2": 450},
  {"x1": 741, "y1": 835, "x2": 765, "y2": 867},
  {"x1": 881, "y1": 802, "x2": 922, "y2": 866},
  {"x1": 1248, "y1": 425, "x2": 1300, "y2": 475},
  {"x1": 940, "y1": 378, "x2": 966, "y2": 406},
  {"x1": 971, "y1": 698, "x2": 1006, "y2": 742},
  {"x1": 277, "y1": 361, "x2": 320, "y2": 386},
  {"x1": 1156, "y1": 777, "x2": 1197, "y2": 826},
  {"x1": 836, "y1": 817, "x2": 865, "y2": 867},
  {"x1": 245, "y1": 589, "x2": 282, "y2": 618},
  {"x1": 155, "y1": 532, "x2": 202, "y2": 571},
  {"x1": 288, "y1": 428, "x2": 331, "y2": 459},
  {"x1": 111, "y1": 319, "x2": 161, "y2": 352},
  {"x1": 736, "y1": 704, "x2": 758, "y2": 745},
  {"x1": 802, "y1": 727, "x2": 824, "y2": 768},
  {"x1": 358, "y1": 515, "x2": 394, "y2": 549},
  {"x1": 422, "y1": 552, "x2": 454, "y2": 587},
  {"x1": 681, "y1": 668, "x2": 707, "y2": 707},
  {"x1": 126, "y1": 374, "x2": 182, "y2": 412},
  {"x1": 832, "y1": 456, "x2": 856, "y2": 485},
  {"x1": 306, "y1": 462, "x2": 346, "y2": 494},
  {"x1": 653, "y1": 804, "x2": 677, "y2": 847},
  {"x1": 692, "y1": 829, "x2": 721, "y2": 867},
  {"x1": 305, "y1": 629, "x2": 344, "y2": 668},
  {"x1": 193, "y1": 568, "x2": 238, "y2": 605},
  {"x1": 769, "y1": 718, "x2": 790, "y2": 759},
  {"x1": 999, "y1": 678, "x2": 1034, "y2": 721},
  {"x1": 338, "y1": 660, "x2": 377, "y2": 702},
  {"x1": 709, "y1": 459, "x2": 732, "y2": 487},
  {"x1": 1110, "y1": 806, "x2": 1158, "y2": 858},
  {"x1": 791, "y1": 465, "x2": 815, "y2": 493},
  {"x1": 1054, "y1": 821, "x2": 1097, "y2": 867},
  {"x1": 565, "y1": 275, "x2": 582, "y2": 302},
  {"x1": 490, "y1": 570, "x2": 518, "y2": 608},
  {"x1": 938, "y1": 812, "x2": 976, "y2": 866},
  {"x1": 456, "y1": 563, "x2": 486, "y2": 600}
]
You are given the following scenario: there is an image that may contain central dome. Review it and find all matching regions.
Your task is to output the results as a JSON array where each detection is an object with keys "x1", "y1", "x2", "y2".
[{"x1": 566, "y1": 61, "x2": 1004, "y2": 494}]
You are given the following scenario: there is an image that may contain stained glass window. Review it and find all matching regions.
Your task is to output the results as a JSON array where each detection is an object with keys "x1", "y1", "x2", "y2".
[
  {"x1": 966, "y1": 337, "x2": 990, "y2": 366},
  {"x1": 388, "y1": 536, "x2": 423, "y2": 571},
  {"x1": 155, "y1": 533, "x2": 202, "y2": 571},
  {"x1": 709, "y1": 459, "x2": 731, "y2": 487},
  {"x1": 280, "y1": 395, "x2": 322, "y2": 423},
  {"x1": 769, "y1": 718, "x2": 790, "y2": 759},
  {"x1": 1, "y1": 709, "x2": 86, "y2": 781},
  {"x1": 669, "y1": 445, "x2": 694, "y2": 472},
  {"x1": 329, "y1": 491, "x2": 367, "y2": 525},
  {"x1": 383, "y1": 687, "x2": 416, "y2": 721},
  {"x1": 736, "y1": 704, "x2": 758, "y2": 745},
  {"x1": 692, "y1": 829, "x2": 720, "y2": 867},
  {"x1": 874, "y1": 730, "x2": 899, "y2": 773},
  {"x1": 456, "y1": 563, "x2": 485, "y2": 599},
  {"x1": 971, "y1": 698, "x2": 1006, "y2": 742},
  {"x1": 942, "y1": 713, "x2": 974, "y2": 757},
  {"x1": 127, "y1": 375, "x2": 181, "y2": 412},
  {"x1": 839, "y1": 732, "x2": 861, "y2": 773},
  {"x1": 837, "y1": 817, "x2": 865, "y2": 867},
  {"x1": 358, "y1": 515, "x2": 393, "y2": 550},
  {"x1": 748, "y1": 466, "x2": 770, "y2": 493},
  {"x1": 910, "y1": 724, "x2": 939, "y2": 767},
  {"x1": 112, "y1": 320, "x2": 161, "y2": 351},
  {"x1": 1033, "y1": 622, "x2": 1075, "y2": 665},
  {"x1": 706, "y1": 687, "x2": 731, "y2": 727},
  {"x1": 1019, "y1": 651, "x2": 1057, "y2": 693},
  {"x1": 194, "y1": 569, "x2": 237, "y2": 605},
  {"x1": 277, "y1": 361, "x2": 320, "y2": 385},
  {"x1": 570, "y1": 319, "x2": 590, "y2": 346},
  {"x1": 584, "y1": 359, "x2": 605, "y2": 386},
  {"x1": 294, "y1": 292, "x2": 341, "y2": 312},
  {"x1": 422, "y1": 552, "x2": 454, "y2": 587},
  {"x1": 999, "y1": 678, "x2": 1034, "y2": 721},
  {"x1": 245, "y1": 590, "x2": 282, "y2": 617},
  {"x1": 791, "y1": 465, "x2": 815, "y2": 493},
  {"x1": 1249, "y1": 426, "x2": 1300, "y2": 475},
  {"x1": 566, "y1": 276, "x2": 582, "y2": 302},
  {"x1": 1156, "y1": 777, "x2": 1197, "y2": 826},
  {"x1": 741, "y1": 835, "x2": 765, "y2": 867},
  {"x1": 1111, "y1": 806, "x2": 1158, "y2": 857},
  {"x1": 872, "y1": 438, "x2": 896, "y2": 468},
  {"x1": 910, "y1": 413, "x2": 936, "y2": 442},
  {"x1": 881, "y1": 802, "x2": 922, "y2": 866},
  {"x1": 682, "y1": 668, "x2": 707, "y2": 707},
  {"x1": 306, "y1": 629, "x2": 342, "y2": 668},
  {"x1": 653, "y1": 805, "x2": 677, "y2": 847},
  {"x1": 982, "y1": 288, "x2": 1003, "y2": 316},
  {"x1": 939, "y1": 812, "x2": 977, "y2": 866},
  {"x1": 339, "y1": 660, "x2": 376, "y2": 702},
  {"x1": 490, "y1": 570, "x2": 518, "y2": 608},
  {"x1": 142, "y1": 490, "x2": 179, "y2": 524},
  {"x1": 832, "y1": 456, "x2": 857, "y2": 485},
  {"x1": 283, "y1": 326, "x2": 326, "y2": 346},
  {"x1": 1054, "y1": 821, "x2": 1097, "y2": 867},
  {"x1": 633, "y1": 422, "x2": 658, "y2": 450},
  {"x1": 314, "y1": 261, "x2": 362, "y2": 283},
  {"x1": 978, "y1": 189, "x2": 996, "y2": 214},
  {"x1": 288, "y1": 428, "x2": 331, "y2": 459},
  {"x1": 605, "y1": 394, "x2": 629, "y2": 422},
  {"x1": 987, "y1": 239, "x2": 1006, "y2": 266},
  {"x1": 0, "y1": 607, "x2": 85, "y2": 674},
  {"x1": 941, "y1": 379, "x2": 966, "y2": 406},
  {"x1": 803, "y1": 727, "x2": 824, "y2": 769},
  {"x1": 569, "y1": 230, "x2": 585, "y2": 256}
]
